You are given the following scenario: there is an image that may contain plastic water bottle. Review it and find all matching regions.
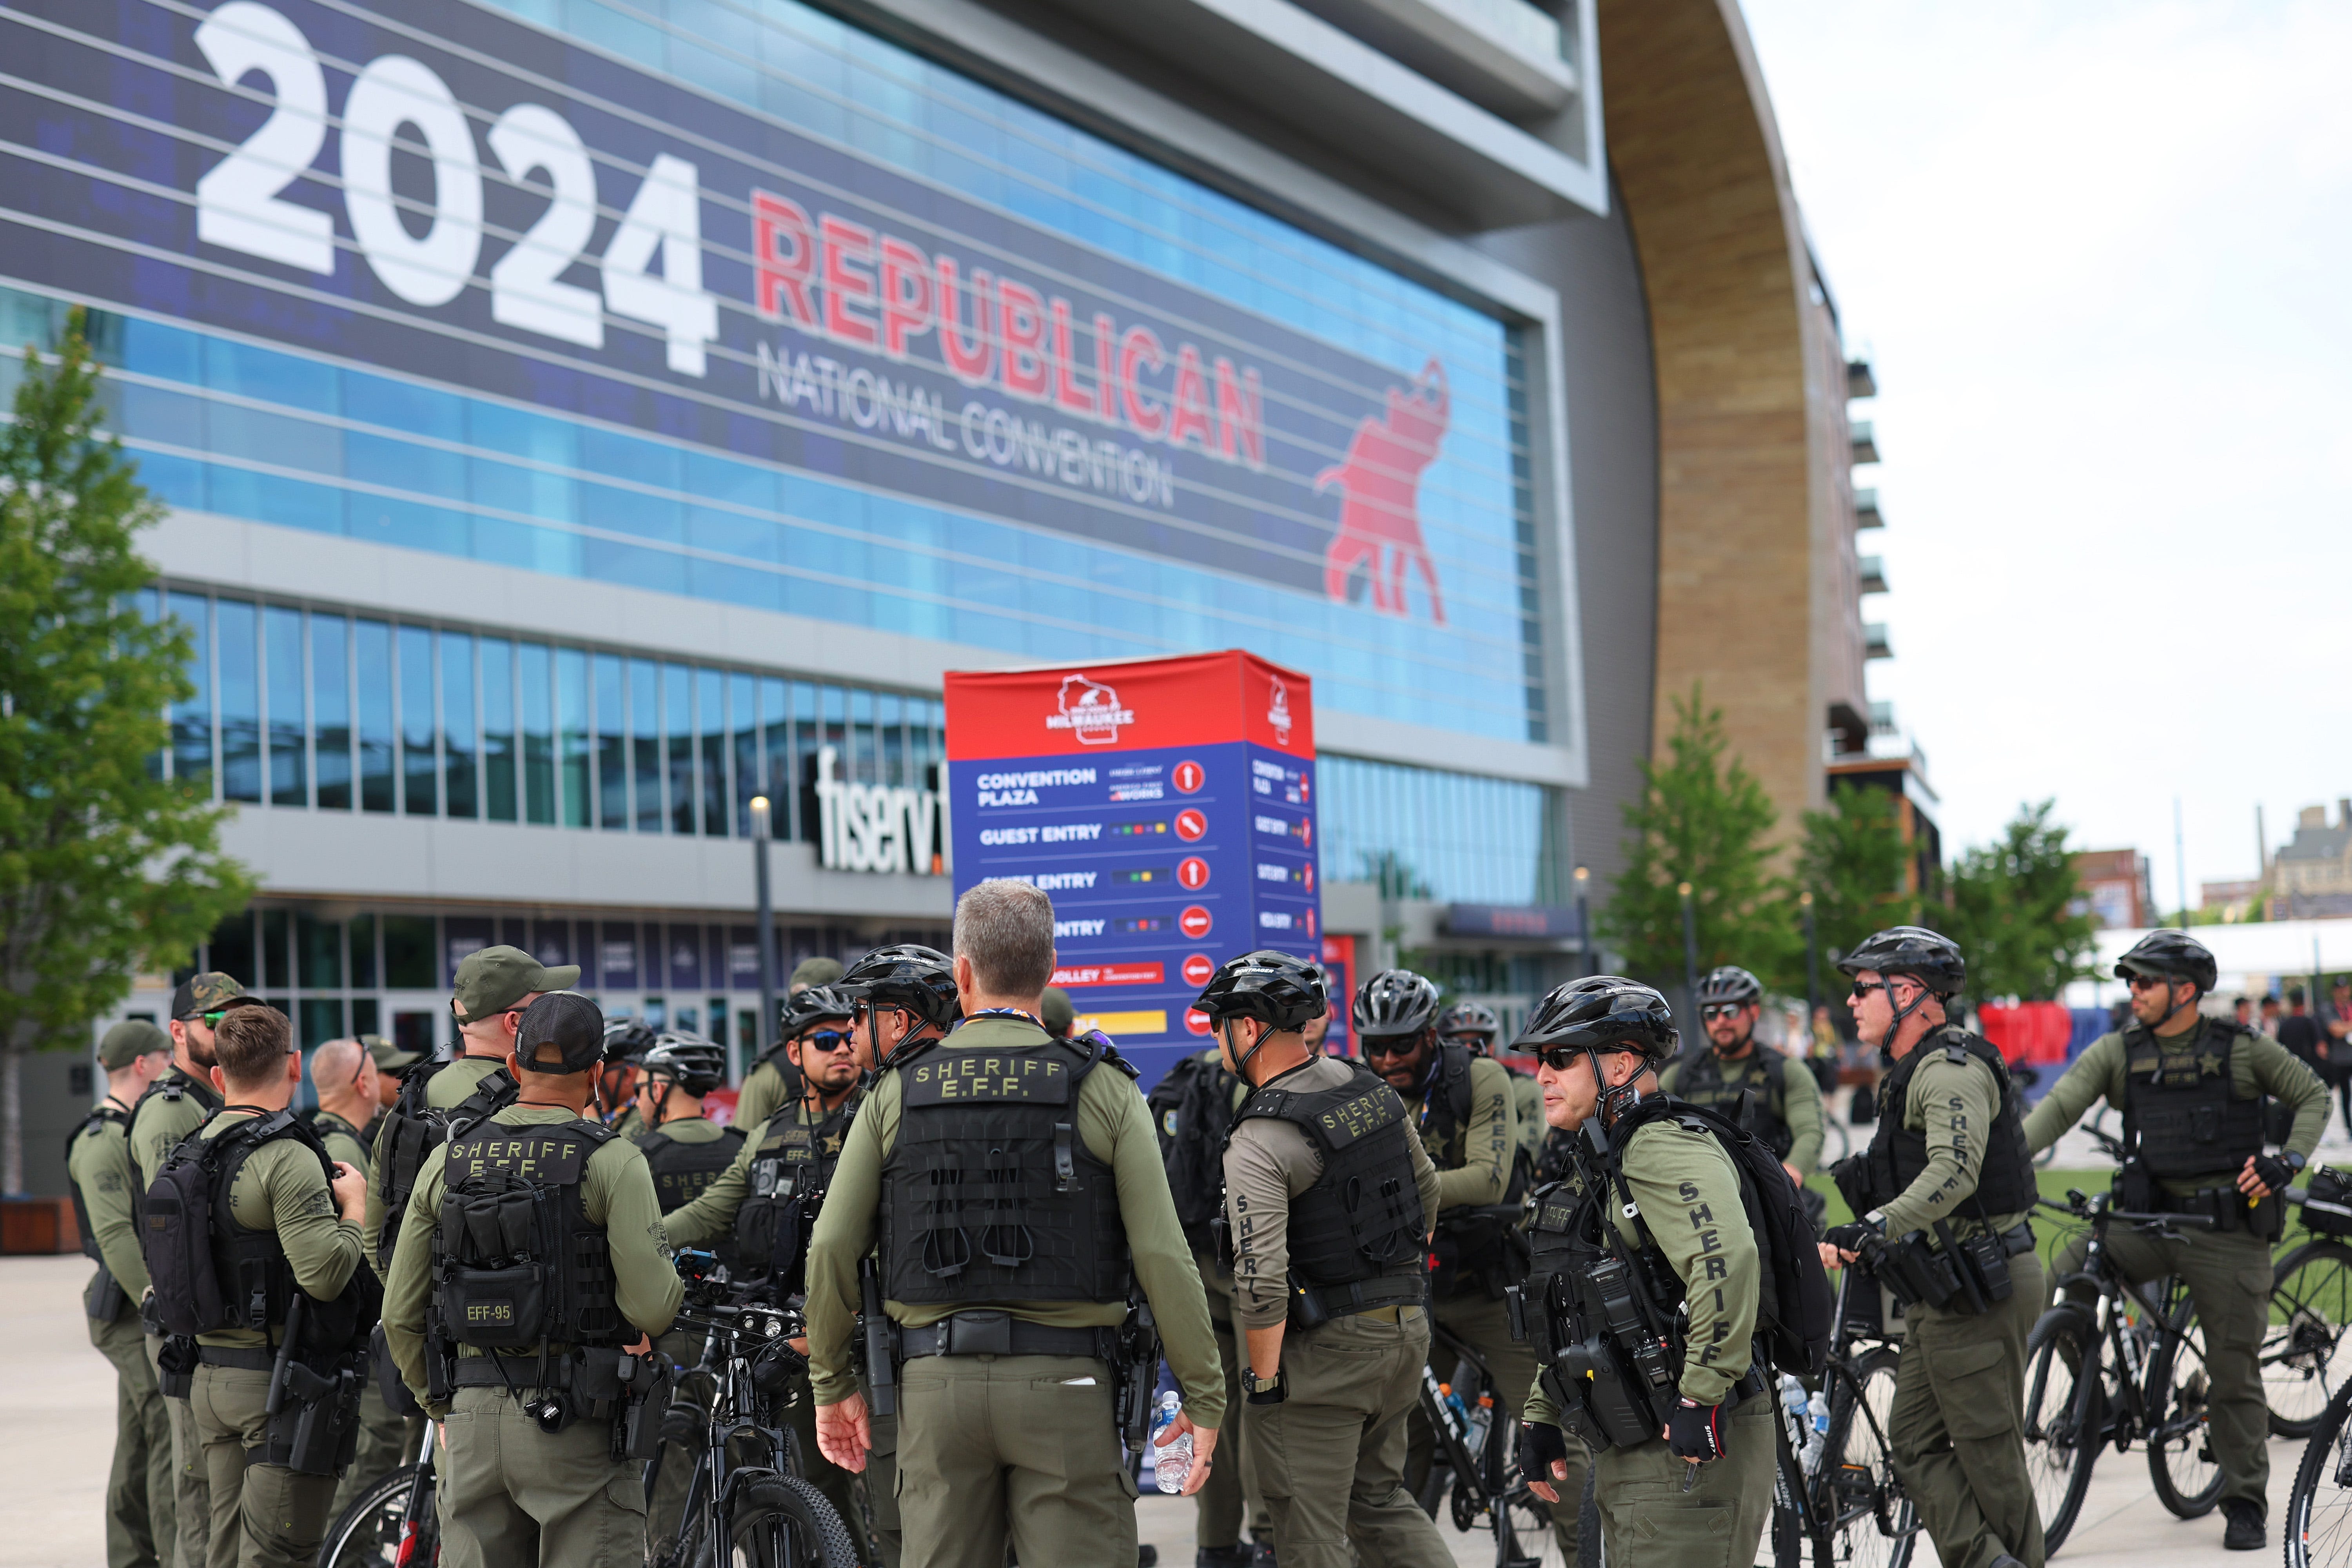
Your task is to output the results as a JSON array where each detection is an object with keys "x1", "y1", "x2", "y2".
[
  {"x1": 1463, "y1": 1392, "x2": 1493, "y2": 1461},
  {"x1": 1778, "y1": 1374, "x2": 1808, "y2": 1449},
  {"x1": 1804, "y1": 1389, "x2": 1830, "y2": 1475},
  {"x1": 1151, "y1": 1390, "x2": 1192, "y2": 1494}
]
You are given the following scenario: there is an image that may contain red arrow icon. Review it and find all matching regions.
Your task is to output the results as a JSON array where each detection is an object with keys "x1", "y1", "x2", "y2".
[
  {"x1": 1179, "y1": 905, "x2": 1213, "y2": 939},
  {"x1": 1174, "y1": 808, "x2": 1207, "y2": 842},
  {"x1": 1177, "y1": 857, "x2": 1211, "y2": 890},
  {"x1": 1173, "y1": 760, "x2": 1205, "y2": 795},
  {"x1": 1181, "y1": 953, "x2": 1216, "y2": 987},
  {"x1": 1184, "y1": 1008, "x2": 1214, "y2": 1036}
]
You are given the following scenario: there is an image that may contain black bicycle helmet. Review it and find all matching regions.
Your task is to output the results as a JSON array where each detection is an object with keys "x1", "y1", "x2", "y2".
[
  {"x1": 2114, "y1": 930, "x2": 2218, "y2": 995},
  {"x1": 1514, "y1": 976, "x2": 1679, "y2": 1060},
  {"x1": 1354, "y1": 969, "x2": 1441, "y2": 1040},
  {"x1": 1696, "y1": 966, "x2": 1763, "y2": 1007},
  {"x1": 780, "y1": 984, "x2": 856, "y2": 1037},
  {"x1": 1837, "y1": 926, "x2": 1967, "y2": 998},
  {"x1": 839, "y1": 943, "x2": 960, "y2": 1031},
  {"x1": 601, "y1": 1016, "x2": 657, "y2": 1067},
  {"x1": 1196, "y1": 950, "x2": 1327, "y2": 1031},
  {"x1": 640, "y1": 1033, "x2": 728, "y2": 1096},
  {"x1": 1435, "y1": 1000, "x2": 1499, "y2": 1044}
]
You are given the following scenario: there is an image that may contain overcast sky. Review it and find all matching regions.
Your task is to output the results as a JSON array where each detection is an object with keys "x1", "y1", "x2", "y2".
[{"x1": 1737, "y1": 1, "x2": 2351, "y2": 913}]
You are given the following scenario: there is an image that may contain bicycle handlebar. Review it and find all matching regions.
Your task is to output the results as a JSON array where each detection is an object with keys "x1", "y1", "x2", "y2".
[{"x1": 2034, "y1": 1193, "x2": 2214, "y2": 1230}]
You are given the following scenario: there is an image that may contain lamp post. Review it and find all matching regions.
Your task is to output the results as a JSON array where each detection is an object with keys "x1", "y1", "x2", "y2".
[
  {"x1": 1574, "y1": 864, "x2": 1593, "y2": 978},
  {"x1": 1800, "y1": 890, "x2": 1819, "y2": 1025},
  {"x1": 748, "y1": 795, "x2": 778, "y2": 1087},
  {"x1": 1678, "y1": 881, "x2": 1699, "y2": 1020}
]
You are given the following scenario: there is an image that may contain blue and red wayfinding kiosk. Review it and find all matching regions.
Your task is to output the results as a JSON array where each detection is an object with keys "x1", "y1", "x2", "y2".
[{"x1": 943, "y1": 650, "x2": 1321, "y2": 1089}]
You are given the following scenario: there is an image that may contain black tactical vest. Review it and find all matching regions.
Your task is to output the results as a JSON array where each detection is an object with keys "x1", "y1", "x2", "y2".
[
  {"x1": 638, "y1": 1123, "x2": 748, "y2": 1216},
  {"x1": 1858, "y1": 1028, "x2": 2036, "y2": 1220},
  {"x1": 734, "y1": 1095, "x2": 858, "y2": 1274},
  {"x1": 127, "y1": 1070, "x2": 222, "y2": 1239},
  {"x1": 1524, "y1": 1173, "x2": 1686, "y2": 1451},
  {"x1": 1670, "y1": 1046, "x2": 1793, "y2": 1160},
  {"x1": 2123, "y1": 1019, "x2": 2264, "y2": 1182},
  {"x1": 66, "y1": 1105, "x2": 131, "y2": 1267},
  {"x1": 373, "y1": 1060, "x2": 520, "y2": 1271},
  {"x1": 1231, "y1": 1068, "x2": 1427, "y2": 1317},
  {"x1": 431, "y1": 1118, "x2": 623, "y2": 1363},
  {"x1": 880, "y1": 1034, "x2": 1130, "y2": 1306}
]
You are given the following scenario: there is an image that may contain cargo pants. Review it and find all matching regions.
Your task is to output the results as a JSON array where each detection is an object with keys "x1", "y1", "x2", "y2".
[
  {"x1": 188, "y1": 1363, "x2": 341, "y2": 1568},
  {"x1": 1892, "y1": 1250, "x2": 2048, "y2": 1568},
  {"x1": 94, "y1": 1308, "x2": 172, "y2": 1568},
  {"x1": 144, "y1": 1334, "x2": 212, "y2": 1568},
  {"x1": 438, "y1": 1383, "x2": 646, "y2": 1568},
  {"x1": 1589, "y1": 1394, "x2": 1773, "y2": 1564},
  {"x1": 1197, "y1": 1256, "x2": 1267, "y2": 1555},
  {"x1": 330, "y1": 1370, "x2": 425, "y2": 1518},
  {"x1": 2052, "y1": 1222, "x2": 2274, "y2": 1512},
  {"x1": 1242, "y1": 1306, "x2": 1454, "y2": 1568}
]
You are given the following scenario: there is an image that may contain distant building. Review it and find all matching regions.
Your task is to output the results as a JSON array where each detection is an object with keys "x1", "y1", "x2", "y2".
[
  {"x1": 2200, "y1": 879, "x2": 2263, "y2": 922},
  {"x1": 2073, "y1": 849, "x2": 2151, "y2": 931},
  {"x1": 1825, "y1": 752, "x2": 1942, "y2": 897},
  {"x1": 2273, "y1": 804, "x2": 2352, "y2": 920}
]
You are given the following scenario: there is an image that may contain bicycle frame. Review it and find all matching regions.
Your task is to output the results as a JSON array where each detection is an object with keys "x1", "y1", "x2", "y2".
[
  {"x1": 1413, "y1": 1316, "x2": 1546, "y2": 1568},
  {"x1": 652, "y1": 1302, "x2": 810, "y2": 1567},
  {"x1": 2046, "y1": 1194, "x2": 2203, "y2": 1455}
]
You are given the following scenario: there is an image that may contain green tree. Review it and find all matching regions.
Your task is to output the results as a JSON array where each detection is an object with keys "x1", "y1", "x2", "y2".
[
  {"x1": 0, "y1": 312, "x2": 252, "y2": 1191},
  {"x1": 1935, "y1": 799, "x2": 2096, "y2": 1005},
  {"x1": 1796, "y1": 781, "x2": 1919, "y2": 966},
  {"x1": 1603, "y1": 685, "x2": 1797, "y2": 993}
]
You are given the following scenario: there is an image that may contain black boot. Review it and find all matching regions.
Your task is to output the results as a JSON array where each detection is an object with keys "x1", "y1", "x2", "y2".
[{"x1": 2223, "y1": 1499, "x2": 2265, "y2": 1551}]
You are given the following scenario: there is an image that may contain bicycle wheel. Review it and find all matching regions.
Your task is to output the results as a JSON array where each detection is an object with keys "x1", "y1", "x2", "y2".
[
  {"x1": 318, "y1": 1464, "x2": 435, "y2": 1568},
  {"x1": 1817, "y1": 1119, "x2": 1851, "y2": 1170},
  {"x1": 726, "y1": 1473, "x2": 859, "y2": 1568},
  {"x1": 1812, "y1": 1346, "x2": 1916, "y2": 1568},
  {"x1": 1577, "y1": 1462, "x2": 1604, "y2": 1568},
  {"x1": 2145, "y1": 1294, "x2": 2224, "y2": 1518},
  {"x1": 2288, "y1": 1380, "x2": 2352, "y2": 1568},
  {"x1": 2023, "y1": 1307, "x2": 2102, "y2": 1555},
  {"x1": 2272, "y1": 1241, "x2": 2352, "y2": 1439}
]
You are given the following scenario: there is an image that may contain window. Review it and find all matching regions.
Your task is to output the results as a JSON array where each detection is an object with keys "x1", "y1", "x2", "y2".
[
  {"x1": 357, "y1": 620, "x2": 396, "y2": 813},
  {"x1": 313, "y1": 614, "x2": 351, "y2": 810},
  {"x1": 442, "y1": 631, "x2": 477, "y2": 819},
  {"x1": 218, "y1": 599, "x2": 260, "y2": 803},
  {"x1": 265, "y1": 606, "x2": 305, "y2": 806},
  {"x1": 483, "y1": 637, "x2": 517, "y2": 822},
  {"x1": 399, "y1": 626, "x2": 436, "y2": 816},
  {"x1": 169, "y1": 591, "x2": 211, "y2": 788}
]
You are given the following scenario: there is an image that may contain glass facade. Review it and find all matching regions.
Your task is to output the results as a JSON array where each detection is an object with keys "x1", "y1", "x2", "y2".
[
  {"x1": 149, "y1": 586, "x2": 945, "y2": 846},
  {"x1": 1320, "y1": 753, "x2": 1568, "y2": 907}
]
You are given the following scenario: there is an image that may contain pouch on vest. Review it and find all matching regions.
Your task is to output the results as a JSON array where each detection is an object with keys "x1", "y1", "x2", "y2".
[
  {"x1": 84, "y1": 1263, "x2": 128, "y2": 1323},
  {"x1": 142, "y1": 1151, "x2": 229, "y2": 1336},
  {"x1": 156, "y1": 1335, "x2": 196, "y2": 1399},
  {"x1": 442, "y1": 1187, "x2": 552, "y2": 1351},
  {"x1": 371, "y1": 1322, "x2": 423, "y2": 1419},
  {"x1": 257, "y1": 1361, "x2": 363, "y2": 1477}
]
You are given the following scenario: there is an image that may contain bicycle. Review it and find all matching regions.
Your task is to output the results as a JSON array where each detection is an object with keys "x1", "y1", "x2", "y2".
[
  {"x1": 2267, "y1": 1183, "x2": 2352, "y2": 1439},
  {"x1": 319, "y1": 1424, "x2": 439, "y2": 1568},
  {"x1": 1766, "y1": 1259, "x2": 1919, "y2": 1568},
  {"x1": 647, "y1": 1256, "x2": 858, "y2": 1568},
  {"x1": 2020, "y1": 1187, "x2": 2218, "y2": 1554},
  {"x1": 1413, "y1": 1308, "x2": 1565, "y2": 1568},
  {"x1": 2282, "y1": 1368, "x2": 2352, "y2": 1564}
]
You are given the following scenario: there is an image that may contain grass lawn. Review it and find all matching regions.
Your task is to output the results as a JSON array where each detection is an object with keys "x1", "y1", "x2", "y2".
[{"x1": 1806, "y1": 1166, "x2": 2142, "y2": 1277}]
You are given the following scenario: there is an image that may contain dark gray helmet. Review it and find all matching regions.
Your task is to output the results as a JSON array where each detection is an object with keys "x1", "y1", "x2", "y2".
[
  {"x1": 1514, "y1": 976, "x2": 1678, "y2": 1059},
  {"x1": 1435, "y1": 1000, "x2": 1499, "y2": 1043},
  {"x1": 780, "y1": 984, "x2": 855, "y2": 1037},
  {"x1": 1697, "y1": 966, "x2": 1763, "y2": 1007},
  {"x1": 641, "y1": 1033, "x2": 727, "y2": 1096},
  {"x1": 1196, "y1": 950, "x2": 1326, "y2": 1032},
  {"x1": 839, "y1": 943, "x2": 960, "y2": 1031},
  {"x1": 601, "y1": 1016, "x2": 657, "y2": 1067},
  {"x1": 1837, "y1": 926, "x2": 1966, "y2": 997},
  {"x1": 2114, "y1": 930, "x2": 2217, "y2": 995},
  {"x1": 1354, "y1": 969, "x2": 1440, "y2": 1039}
]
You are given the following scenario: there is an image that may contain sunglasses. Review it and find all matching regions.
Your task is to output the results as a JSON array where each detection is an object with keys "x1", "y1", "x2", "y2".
[
  {"x1": 1532, "y1": 1047, "x2": 1581, "y2": 1072},
  {"x1": 1360, "y1": 1039, "x2": 1421, "y2": 1060},
  {"x1": 1848, "y1": 982, "x2": 1890, "y2": 1000},
  {"x1": 799, "y1": 1030, "x2": 855, "y2": 1053},
  {"x1": 2125, "y1": 973, "x2": 2178, "y2": 992},
  {"x1": 1700, "y1": 1004, "x2": 1746, "y2": 1020}
]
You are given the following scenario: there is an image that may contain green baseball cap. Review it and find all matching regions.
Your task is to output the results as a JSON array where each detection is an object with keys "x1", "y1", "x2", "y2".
[
  {"x1": 1040, "y1": 986, "x2": 1075, "y2": 1037},
  {"x1": 98, "y1": 1020, "x2": 171, "y2": 1069},
  {"x1": 170, "y1": 971, "x2": 259, "y2": 1022},
  {"x1": 451, "y1": 945, "x2": 581, "y2": 1026},
  {"x1": 363, "y1": 1033, "x2": 423, "y2": 1074},
  {"x1": 789, "y1": 956, "x2": 844, "y2": 992}
]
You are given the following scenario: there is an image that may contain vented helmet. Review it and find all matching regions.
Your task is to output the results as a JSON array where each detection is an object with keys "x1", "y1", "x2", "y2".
[
  {"x1": 1354, "y1": 969, "x2": 1441, "y2": 1040},
  {"x1": 2114, "y1": 930, "x2": 2218, "y2": 995},
  {"x1": 1197, "y1": 950, "x2": 1327, "y2": 1032},
  {"x1": 1697, "y1": 966, "x2": 1763, "y2": 1007},
  {"x1": 601, "y1": 1016, "x2": 657, "y2": 1067},
  {"x1": 839, "y1": 944, "x2": 960, "y2": 1031},
  {"x1": 1837, "y1": 926, "x2": 1967, "y2": 998},
  {"x1": 1435, "y1": 1000, "x2": 1499, "y2": 1044},
  {"x1": 1514, "y1": 976, "x2": 1678, "y2": 1060},
  {"x1": 780, "y1": 985, "x2": 856, "y2": 1038},
  {"x1": 640, "y1": 1034, "x2": 728, "y2": 1096}
]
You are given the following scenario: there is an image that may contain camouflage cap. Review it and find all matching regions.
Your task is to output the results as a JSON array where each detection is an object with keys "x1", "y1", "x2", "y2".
[
  {"x1": 452, "y1": 945, "x2": 581, "y2": 1026},
  {"x1": 1040, "y1": 985, "x2": 1075, "y2": 1037},
  {"x1": 170, "y1": 971, "x2": 259, "y2": 1022},
  {"x1": 789, "y1": 955, "x2": 845, "y2": 993},
  {"x1": 363, "y1": 1034, "x2": 423, "y2": 1074},
  {"x1": 98, "y1": 1020, "x2": 171, "y2": 1069}
]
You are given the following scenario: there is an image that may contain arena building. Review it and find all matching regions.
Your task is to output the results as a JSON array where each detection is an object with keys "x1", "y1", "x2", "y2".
[{"x1": 2, "y1": 0, "x2": 1885, "y2": 1183}]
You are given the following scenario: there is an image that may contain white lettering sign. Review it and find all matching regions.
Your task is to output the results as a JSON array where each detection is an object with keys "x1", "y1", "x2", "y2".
[{"x1": 815, "y1": 745, "x2": 944, "y2": 875}]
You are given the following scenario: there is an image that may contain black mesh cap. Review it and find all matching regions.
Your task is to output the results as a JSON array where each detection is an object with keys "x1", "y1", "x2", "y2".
[{"x1": 515, "y1": 992, "x2": 605, "y2": 1074}]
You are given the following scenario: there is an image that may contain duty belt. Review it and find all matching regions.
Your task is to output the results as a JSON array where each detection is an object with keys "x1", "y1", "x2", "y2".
[
  {"x1": 195, "y1": 1345, "x2": 281, "y2": 1372},
  {"x1": 896, "y1": 1311, "x2": 1109, "y2": 1361}
]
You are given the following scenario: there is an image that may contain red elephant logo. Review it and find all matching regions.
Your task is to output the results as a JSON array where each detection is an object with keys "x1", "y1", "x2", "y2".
[{"x1": 1318, "y1": 358, "x2": 1449, "y2": 622}]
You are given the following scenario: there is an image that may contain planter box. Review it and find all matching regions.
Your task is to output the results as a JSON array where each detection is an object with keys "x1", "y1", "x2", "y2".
[{"x1": 0, "y1": 1196, "x2": 80, "y2": 1254}]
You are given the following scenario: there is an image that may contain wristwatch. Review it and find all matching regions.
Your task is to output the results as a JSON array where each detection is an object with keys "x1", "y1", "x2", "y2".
[
  {"x1": 2285, "y1": 1152, "x2": 2309, "y2": 1173},
  {"x1": 1243, "y1": 1367, "x2": 1285, "y2": 1405}
]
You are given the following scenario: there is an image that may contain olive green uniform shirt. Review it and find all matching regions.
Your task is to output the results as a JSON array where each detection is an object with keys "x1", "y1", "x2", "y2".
[
  {"x1": 381, "y1": 1102, "x2": 684, "y2": 1418},
  {"x1": 2023, "y1": 1022, "x2": 2327, "y2": 1189},
  {"x1": 802, "y1": 1016, "x2": 1227, "y2": 1426},
  {"x1": 1221, "y1": 1055, "x2": 1442, "y2": 1330},
  {"x1": 1525, "y1": 1116, "x2": 1760, "y2": 1415},
  {"x1": 67, "y1": 1100, "x2": 149, "y2": 1297},
  {"x1": 734, "y1": 1056, "x2": 796, "y2": 1137},
  {"x1": 1504, "y1": 1066, "x2": 1546, "y2": 1165},
  {"x1": 661, "y1": 1096, "x2": 855, "y2": 1247},
  {"x1": 1875, "y1": 1047, "x2": 2028, "y2": 1240},
  {"x1": 128, "y1": 1067, "x2": 218, "y2": 1191},
  {"x1": 1425, "y1": 1053, "x2": 1517, "y2": 1210},
  {"x1": 192, "y1": 1110, "x2": 366, "y2": 1351},
  {"x1": 313, "y1": 1111, "x2": 374, "y2": 1179},
  {"x1": 362, "y1": 1052, "x2": 508, "y2": 1269},
  {"x1": 1659, "y1": 1047, "x2": 1826, "y2": 1172}
]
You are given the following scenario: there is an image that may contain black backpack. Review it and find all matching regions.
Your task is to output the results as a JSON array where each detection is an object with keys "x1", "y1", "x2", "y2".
[
  {"x1": 1149, "y1": 1053, "x2": 1240, "y2": 1249},
  {"x1": 371, "y1": 1060, "x2": 520, "y2": 1271},
  {"x1": 1606, "y1": 1096, "x2": 1833, "y2": 1379}
]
